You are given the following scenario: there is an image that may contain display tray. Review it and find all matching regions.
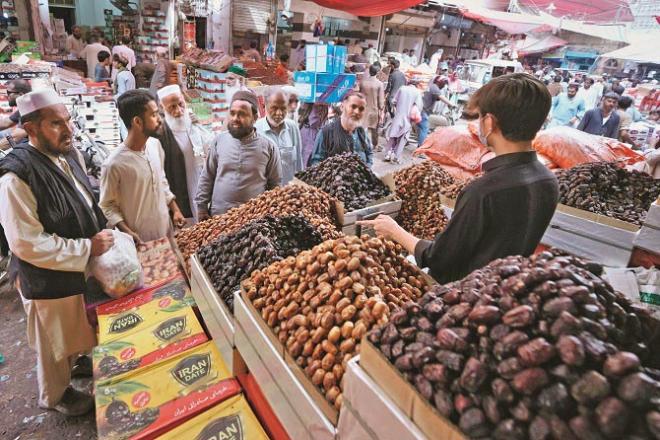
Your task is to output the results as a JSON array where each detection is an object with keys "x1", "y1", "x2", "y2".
[
  {"x1": 234, "y1": 293, "x2": 336, "y2": 440},
  {"x1": 189, "y1": 254, "x2": 238, "y2": 373},
  {"x1": 542, "y1": 206, "x2": 637, "y2": 266},
  {"x1": 360, "y1": 339, "x2": 467, "y2": 440},
  {"x1": 338, "y1": 356, "x2": 427, "y2": 440}
]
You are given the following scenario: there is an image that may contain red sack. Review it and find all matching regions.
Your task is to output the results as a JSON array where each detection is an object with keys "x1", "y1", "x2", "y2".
[
  {"x1": 414, "y1": 125, "x2": 495, "y2": 180},
  {"x1": 532, "y1": 127, "x2": 644, "y2": 169}
]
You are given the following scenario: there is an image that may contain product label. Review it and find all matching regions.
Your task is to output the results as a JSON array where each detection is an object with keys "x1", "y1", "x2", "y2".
[
  {"x1": 196, "y1": 414, "x2": 243, "y2": 440},
  {"x1": 154, "y1": 316, "x2": 187, "y2": 342},
  {"x1": 109, "y1": 312, "x2": 143, "y2": 334},
  {"x1": 171, "y1": 352, "x2": 211, "y2": 387}
]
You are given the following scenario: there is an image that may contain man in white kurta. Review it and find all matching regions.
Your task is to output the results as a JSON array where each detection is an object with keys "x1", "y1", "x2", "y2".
[
  {"x1": 100, "y1": 89, "x2": 186, "y2": 243},
  {"x1": 156, "y1": 85, "x2": 214, "y2": 223},
  {"x1": 0, "y1": 89, "x2": 114, "y2": 415}
]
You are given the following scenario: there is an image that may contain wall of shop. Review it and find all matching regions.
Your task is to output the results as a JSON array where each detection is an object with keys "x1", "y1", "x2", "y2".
[{"x1": 74, "y1": 0, "x2": 121, "y2": 27}]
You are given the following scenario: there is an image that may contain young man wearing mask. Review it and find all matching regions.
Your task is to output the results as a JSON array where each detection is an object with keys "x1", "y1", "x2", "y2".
[
  {"x1": 358, "y1": 73, "x2": 558, "y2": 284},
  {"x1": 195, "y1": 91, "x2": 282, "y2": 219},
  {"x1": 255, "y1": 88, "x2": 303, "y2": 184},
  {"x1": 577, "y1": 92, "x2": 621, "y2": 139}
]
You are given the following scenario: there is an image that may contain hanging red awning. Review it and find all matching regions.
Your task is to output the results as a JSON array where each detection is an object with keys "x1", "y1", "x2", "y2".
[
  {"x1": 310, "y1": 0, "x2": 425, "y2": 17},
  {"x1": 519, "y1": 0, "x2": 633, "y2": 22}
]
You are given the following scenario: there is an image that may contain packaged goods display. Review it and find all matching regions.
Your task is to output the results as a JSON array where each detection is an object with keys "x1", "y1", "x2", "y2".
[
  {"x1": 97, "y1": 279, "x2": 195, "y2": 344},
  {"x1": 556, "y1": 162, "x2": 660, "y2": 226},
  {"x1": 93, "y1": 306, "x2": 208, "y2": 382},
  {"x1": 95, "y1": 342, "x2": 239, "y2": 440},
  {"x1": 243, "y1": 235, "x2": 429, "y2": 410},
  {"x1": 137, "y1": 238, "x2": 183, "y2": 287},
  {"x1": 156, "y1": 394, "x2": 269, "y2": 440},
  {"x1": 295, "y1": 153, "x2": 392, "y2": 211},
  {"x1": 198, "y1": 215, "x2": 324, "y2": 312},
  {"x1": 175, "y1": 184, "x2": 341, "y2": 263},
  {"x1": 367, "y1": 250, "x2": 660, "y2": 439},
  {"x1": 394, "y1": 162, "x2": 454, "y2": 239}
]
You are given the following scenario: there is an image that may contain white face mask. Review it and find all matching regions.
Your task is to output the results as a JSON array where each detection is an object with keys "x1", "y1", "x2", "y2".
[{"x1": 477, "y1": 115, "x2": 491, "y2": 148}]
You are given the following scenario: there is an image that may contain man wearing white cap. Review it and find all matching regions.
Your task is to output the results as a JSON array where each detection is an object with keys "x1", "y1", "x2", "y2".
[
  {"x1": 156, "y1": 84, "x2": 214, "y2": 222},
  {"x1": 100, "y1": 89, "x2": 186, "y2": 243},
  {"x1": 0, "y1": 88, "x2": 114, "y2": 416}
]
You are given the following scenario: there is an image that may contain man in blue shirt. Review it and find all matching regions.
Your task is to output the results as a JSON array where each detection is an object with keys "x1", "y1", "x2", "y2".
[
  {"x1": 547, "y1": 84, "x2": 585, "y2": 128},
  {"x1": 308, "y1": 92, "x2": 373, "y2": 167},
  {"x1": 577, "y1": 92, "x2": 620, "y2": 139}
]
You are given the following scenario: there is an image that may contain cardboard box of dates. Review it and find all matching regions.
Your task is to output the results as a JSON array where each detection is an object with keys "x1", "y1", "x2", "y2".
[
  {"x1": 156, "y1": 394, "x2": 269, "y2": 440},
  {"x1": 93, "y1": 306, "x2": 208, "y2": 383},
  {"x1": 96, "y1": 278, "x2": 195, "y2": 344},
  {"x1": 137, "y1": 237, "x2": 185, "y2": 287},
  {"x1": 362, "y1": 250, "x2": 660, "y2": 440},
  {"x1": 95, "y1": 341, "x2": 240, "y2": 440}
]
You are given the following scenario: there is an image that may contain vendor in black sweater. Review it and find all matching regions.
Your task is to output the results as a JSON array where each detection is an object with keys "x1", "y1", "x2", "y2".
[{"x1": 359, "y1": 73, "x2": 559, "y2": 284}]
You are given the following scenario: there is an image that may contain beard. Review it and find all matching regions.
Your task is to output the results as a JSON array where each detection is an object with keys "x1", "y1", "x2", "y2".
[
  {"x1": 144, "y1": 122, "x2": 162, "y2": 138},
  {"x1": 37, "y1": 131, "x2": 72, "y2": 155},
  {"x1": 165, "y1": 112, "x2": 191, "y2": 132},
  {"x1": 267, "y1": 115, "x2": 284, "y2": 128},
  {"x1": 229, "y1": 124, "x2": 253, "y2": 139},
  {"x1": 341, "y1": 115, "x2": 361, "y2": 132},
  {"x1": 9, "y1": 97, "x2": 17, "y2": 107}
]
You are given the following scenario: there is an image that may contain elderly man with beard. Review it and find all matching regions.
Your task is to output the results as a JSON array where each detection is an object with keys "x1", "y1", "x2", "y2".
[
  {"x1": 309, "y1": 91, "x2": 373, "y2": 167},
  {"x1": 100, "y1": 89, "x2": 186, "y2": 244},
  {"x1": 0, "y1": 89, "x2": 114, "y2": 415},
  {"x1": 255, "y1": 88, "x2": 302, "y2": 184},
  {"x1": 195, "y1": 91, "x2": 282, "y2": 220},
  {"x1": 156, "y1": 85, "x2": 214, "y2": 222}
]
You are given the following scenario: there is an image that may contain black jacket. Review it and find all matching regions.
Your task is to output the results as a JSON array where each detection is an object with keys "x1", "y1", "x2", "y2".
[{"x1": 0, "y1": 142, "x2": 106, "y2": 299}]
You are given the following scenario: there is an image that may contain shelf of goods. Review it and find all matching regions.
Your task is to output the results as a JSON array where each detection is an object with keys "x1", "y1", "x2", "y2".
[
  {"x1": 136, "y1": 5, "x2": 168, "y2": 63},
  {"x1": 338, "y1": 356, "x2": 428, "y2": 439},
  {"x1": 189, "y1": 254, "x2": 240, "y2": 373},
  {"x1": 234, "y1": 292, "x2": 337, "y2": 440},
  {"x1": 0, "y1": 63, "x2": 51, "y2": 80}
]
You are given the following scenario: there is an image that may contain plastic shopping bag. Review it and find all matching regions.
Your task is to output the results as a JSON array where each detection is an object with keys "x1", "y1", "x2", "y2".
[{"x1": 88, "y1": 230, "x2": 143, "y2": 298}]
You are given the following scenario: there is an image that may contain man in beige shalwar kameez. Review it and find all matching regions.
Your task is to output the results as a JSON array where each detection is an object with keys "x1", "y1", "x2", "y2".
[
  {"x1": 0, "y1": 89, "x2": 114, "y2": 416},
  {"x1": 100, "y1": 89, "x2": 186, "y2": 243}
]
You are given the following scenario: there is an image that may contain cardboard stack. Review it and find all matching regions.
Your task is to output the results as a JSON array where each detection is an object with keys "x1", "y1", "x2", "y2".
[{"x1": 293, "y1": 44, "x2": 355, "y2": 104}]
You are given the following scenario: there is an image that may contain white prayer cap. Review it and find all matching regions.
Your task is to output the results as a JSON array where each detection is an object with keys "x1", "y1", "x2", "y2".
[
  {"x1": 157, "y1": 84, "x2": 182, "y2": 100},
  {"x1": 16, "y1": 88, "x2": 63, "y2": 116}
]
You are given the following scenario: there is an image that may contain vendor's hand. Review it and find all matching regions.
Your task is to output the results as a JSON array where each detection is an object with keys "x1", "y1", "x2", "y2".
[
  {"x1": 198, "y1": 210, "x2": 210, "y2": 222},
  {"x1": 90, "y1": 230, "x2": 115, "y2": 256},
  {"x1": 172, "y1": 210, "x2": 186, "y2": 228},
  {"x1": 356, "y1": 215, "x2": 404, "y2": 241}
]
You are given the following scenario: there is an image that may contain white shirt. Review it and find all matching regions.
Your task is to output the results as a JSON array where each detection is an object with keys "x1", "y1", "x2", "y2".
[
  {"x1": 65, "y1": 35, "x2": 86, "y2": 59},
  {"x1": 99, "y1": 139, "x2": 175, "y2": 242},
  {"x1": 255, "y1": 118, "x2": 302, "y2": 185},
  {"x1": 578, "y1": 86, "x2": 601, "y2": 109},
  {"x1": 365, "y1": 48, "x2": 380, "y2": 65},
  {"x1": 80, "y1": 42, "x2": 111, "y2": 79},
  {"x1": 409, "y1": 55, "x2": 419, "y2": 67}
]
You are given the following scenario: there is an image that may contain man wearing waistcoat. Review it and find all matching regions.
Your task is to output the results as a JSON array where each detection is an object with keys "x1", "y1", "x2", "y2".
[{"x1": 0, "y1": 89, "x2": 115, "y2": 416}]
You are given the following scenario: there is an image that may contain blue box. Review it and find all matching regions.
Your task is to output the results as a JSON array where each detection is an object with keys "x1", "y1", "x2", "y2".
[
  {"x1": 332, "y1": 46, "x2": 347, "y2": 73},
  {"x1": 293, "y1": 71, "x2": 357, "y2": 103},
  {"x1": 305, "y1": 44, "x2": 348, "y2": 74}
]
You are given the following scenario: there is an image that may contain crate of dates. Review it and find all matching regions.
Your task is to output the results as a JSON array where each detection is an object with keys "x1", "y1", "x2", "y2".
[
  {"x1": 241, "y1": 235, "x2": 430, "y2": 426},
  {"x1": 97, "y1": 278, "x2": 195, "y2": 344},
  {"x1": 95, "y1": 341, "x2": 240, "y2": 440},
  {"x1": 137, "y1": 237, "x2": 184, "y2": 288},
  {"x1": 294, "y1": 153, "x2": 401, "y2": 234},
  {"x1": 93, "y1": 306, "x2": 208, "y2": 383},
  {"x1": 363, "y1": 249, "x2": 660, "y2": 440}
]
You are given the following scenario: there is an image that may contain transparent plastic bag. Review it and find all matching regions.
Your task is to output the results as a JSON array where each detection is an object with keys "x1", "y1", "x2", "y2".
[{"x1": 89, "y1": 230, "x2": 144, "y2": 298}]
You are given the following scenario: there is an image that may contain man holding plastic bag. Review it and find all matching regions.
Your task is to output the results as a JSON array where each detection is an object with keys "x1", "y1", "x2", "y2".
[{"x1": 0, "y1": 89, "x2": 114, "y2": 416}]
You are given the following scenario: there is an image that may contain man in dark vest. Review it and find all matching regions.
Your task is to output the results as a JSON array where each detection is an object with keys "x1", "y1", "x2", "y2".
[
  {"x1": 308, "y1": 91, "x2": 373, "y2": 167},
  {"x1": 156, "y1": 84, "x2": 214, "y2": 223},
  {"x1": 0, "y1": 89, "x2": 114, "y2": 416}
]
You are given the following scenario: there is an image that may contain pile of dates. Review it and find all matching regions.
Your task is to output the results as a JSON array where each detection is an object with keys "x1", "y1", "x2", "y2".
[
  {"x1": 394, "y1": 162, "x2": 453, "y2": 240},
  {"x1": 442, "y1": 173, "x2": 483, "y2": 201},
  {"x1": 243, "y1": 235, "x2": 428, "y2": 410},
  {"x1": 176, "y1": 184, "x2": 341, "y2": 263},
  {"x1": 368, "y1": 250, "x2": 660, "y2": 439},
  {"x1": 556, "y1": 162, "x2": 660, "y2": 226},
  {"x1": 295, "y1": 153, "x2": 391, "y2": 211},
  {"x1": 198, "y1": 215, "x2": 323, "y2": 311}
]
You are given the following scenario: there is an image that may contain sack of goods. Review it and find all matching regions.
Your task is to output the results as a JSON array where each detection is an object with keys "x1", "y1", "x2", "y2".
[{"x1": 89, "y1": 230, "x2": 144, "y2": 298}]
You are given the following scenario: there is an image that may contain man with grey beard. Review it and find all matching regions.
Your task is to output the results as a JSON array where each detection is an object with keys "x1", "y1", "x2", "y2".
[
  {"x1": 156, "y1": 85, "x2": 214, "y2": 223},
  {"x1": 195, "y1": 91, "x2": 282, "y2": 220}
]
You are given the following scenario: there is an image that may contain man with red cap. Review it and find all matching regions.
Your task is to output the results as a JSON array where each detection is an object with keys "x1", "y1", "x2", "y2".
[{"x1": 0, "y1": 88, "x2": 114, "y2": 415}]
